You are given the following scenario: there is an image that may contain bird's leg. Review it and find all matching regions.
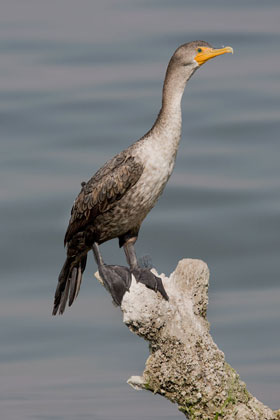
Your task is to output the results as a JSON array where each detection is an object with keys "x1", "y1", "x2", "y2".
[
  {"x1": 92, "y1": 242, "x2": 131, "y2": 306},
  {"x1": 123, "y1": 238, "x2": 169, "y2": 301}
]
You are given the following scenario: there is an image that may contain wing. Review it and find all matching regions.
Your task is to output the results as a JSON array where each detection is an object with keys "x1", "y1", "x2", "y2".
[{"x1": 64, "y1": 153, "x2": 143, "y2": 244}]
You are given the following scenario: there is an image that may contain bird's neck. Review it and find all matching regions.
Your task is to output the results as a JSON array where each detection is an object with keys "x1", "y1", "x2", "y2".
[{"x1": 152, "y1": 61, "x2": 197, "y2": 145}]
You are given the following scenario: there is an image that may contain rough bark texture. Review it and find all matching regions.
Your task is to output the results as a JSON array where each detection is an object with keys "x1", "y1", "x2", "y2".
[{"x1": 95, "y1": 259, "x2": 280, "y2": 420}]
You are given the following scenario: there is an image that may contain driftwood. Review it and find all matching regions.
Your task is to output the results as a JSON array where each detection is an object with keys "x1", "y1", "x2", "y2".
[{"x1": 95, "y1": 259, "x2": 280, "y2": 419}]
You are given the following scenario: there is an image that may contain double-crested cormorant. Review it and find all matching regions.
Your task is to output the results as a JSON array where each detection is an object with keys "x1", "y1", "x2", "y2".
[{"x1": 52, "y1": 41, "x2": 233, "y2": 315}]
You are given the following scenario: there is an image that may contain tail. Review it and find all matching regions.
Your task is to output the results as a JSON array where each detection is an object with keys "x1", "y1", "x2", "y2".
[{"x1": 52, "y1": 255, "x2": 87, "y2": 315}]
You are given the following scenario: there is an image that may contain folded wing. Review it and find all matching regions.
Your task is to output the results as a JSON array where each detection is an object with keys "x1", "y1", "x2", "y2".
[{"x1": 64, "y1": 153, "x2": 143, "y2": 244}]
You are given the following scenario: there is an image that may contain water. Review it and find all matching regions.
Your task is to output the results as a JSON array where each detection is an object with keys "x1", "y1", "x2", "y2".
[{"x1": 1, "y1": 1, "x2": 280, "y2": 418}]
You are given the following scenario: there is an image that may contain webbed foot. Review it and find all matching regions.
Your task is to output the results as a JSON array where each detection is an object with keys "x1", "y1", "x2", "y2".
[
  {"x1": 99, "y1": 264, "x2": 132, "y2": 306},
  {"x1": 131, "y1": 267, "x2": 169, "y2": 301}
]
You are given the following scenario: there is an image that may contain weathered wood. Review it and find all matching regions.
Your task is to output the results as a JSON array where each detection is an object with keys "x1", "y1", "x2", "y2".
[{"x1": 96, "y1": 259, "x2": 280, "y2": 419}]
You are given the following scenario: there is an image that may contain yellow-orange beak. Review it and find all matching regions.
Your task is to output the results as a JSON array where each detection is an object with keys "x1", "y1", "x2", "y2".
[{"x1": 195, "y1": 46, "x2": 233, "y2": 66}]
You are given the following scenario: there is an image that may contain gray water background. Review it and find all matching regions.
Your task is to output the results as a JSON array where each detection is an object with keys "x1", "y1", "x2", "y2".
[{"x1": 1, "y1": 1, "x2": 280, "y2": 418}]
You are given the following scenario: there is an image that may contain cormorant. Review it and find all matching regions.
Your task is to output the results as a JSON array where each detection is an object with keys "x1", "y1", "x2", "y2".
[{"x1": 52, "y1": 41, "x2": 233, "y2": 315}]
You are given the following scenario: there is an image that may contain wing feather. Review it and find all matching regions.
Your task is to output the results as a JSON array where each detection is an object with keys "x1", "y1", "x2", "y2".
[{"x1": 64, "y1": 153, "x2": 143, "y2": 244}]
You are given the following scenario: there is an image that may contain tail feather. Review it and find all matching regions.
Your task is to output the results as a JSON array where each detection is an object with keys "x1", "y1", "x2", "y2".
[
  {"x1": 74, "y1": 264, "x2": 82, "y2": 302},
  {"x1": 58, "y1": 276, "x2": 71, "y2": 315},
  {"x1": 52, "y1": 255, "x2": 87, "y2": 315},
  {"x1": 69, "y1": 265, "x2": 80, "y2": 306},
  {"x1": 68, "y1": 266, "x2": 77, "y2": 307}
]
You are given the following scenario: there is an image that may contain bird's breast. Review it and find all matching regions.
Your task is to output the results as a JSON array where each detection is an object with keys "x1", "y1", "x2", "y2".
[
  {"x1": 93, "y1": 133, "x2": 180, "y2": 241},
  {"x1": 130, "y1": 137, "x2": 179, "y2": 211}
]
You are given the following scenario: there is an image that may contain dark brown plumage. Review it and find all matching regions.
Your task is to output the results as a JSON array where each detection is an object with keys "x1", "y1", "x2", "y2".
[
  {"x1": 52, "y1": 40, "x2": 233, "y2": 315},
  {"x1": 64, "y1": 153, "x2": 143, "y2": 245},
  {"x1": 53, "y1": 152, "x2": 143, "y2": 315}
]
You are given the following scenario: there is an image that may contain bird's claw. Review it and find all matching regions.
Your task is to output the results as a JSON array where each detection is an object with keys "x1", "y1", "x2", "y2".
[
  {"x1": 99, "y1": 264, "x2": 132, "y2": 306},
  {"x1": 131, "y1": 267, "x2": 169, "y2": 301}
]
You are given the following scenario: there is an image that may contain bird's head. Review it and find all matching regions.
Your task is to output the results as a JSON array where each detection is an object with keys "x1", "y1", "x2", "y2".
[{"x1": 172, "y1": 40, "x2": 233, "y2": 69}]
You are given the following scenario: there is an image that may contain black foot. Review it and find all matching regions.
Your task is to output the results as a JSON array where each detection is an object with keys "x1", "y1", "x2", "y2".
[
  {"x1": 131, "y1": 267, "x2": 169, "y2": 301},
  {"x1": 99, "y1": 264, "x2": 132, "y2": 306}
]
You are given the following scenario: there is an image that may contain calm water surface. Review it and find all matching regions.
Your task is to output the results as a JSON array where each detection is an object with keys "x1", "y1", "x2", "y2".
[{"x1": 1, "y1": 1, "x2": 280, "y2": 418}]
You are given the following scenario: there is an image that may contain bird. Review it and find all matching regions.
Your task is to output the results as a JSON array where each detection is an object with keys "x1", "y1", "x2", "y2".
[{"x1": 52, "y1": 40, "x2": 233, "y2": 315}]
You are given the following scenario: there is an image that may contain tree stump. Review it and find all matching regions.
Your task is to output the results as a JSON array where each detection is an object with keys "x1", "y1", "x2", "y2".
[{"x1": 96, "y1": 258, "x2": 280, "y2": 419}]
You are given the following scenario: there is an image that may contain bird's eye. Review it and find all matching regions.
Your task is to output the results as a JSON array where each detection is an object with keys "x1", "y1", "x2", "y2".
[{"x1": 197, "y1": 48, "x2": 202, "y2": 53}]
